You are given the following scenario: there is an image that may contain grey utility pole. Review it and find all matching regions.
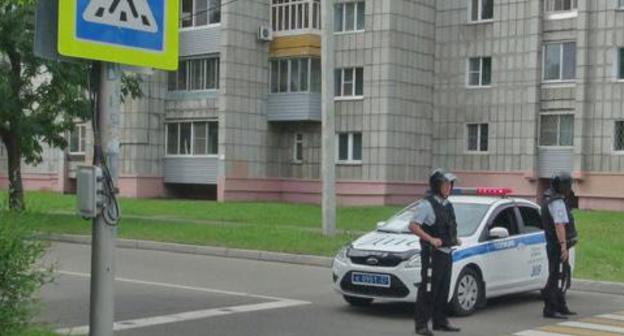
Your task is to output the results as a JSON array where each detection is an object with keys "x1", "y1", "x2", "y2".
[
  {"x1": 89, "y1": 62, "x2": 121, "y2": 336},
  {"x1": 321, "y1": 0, "x2": 336, "y2": 236}
]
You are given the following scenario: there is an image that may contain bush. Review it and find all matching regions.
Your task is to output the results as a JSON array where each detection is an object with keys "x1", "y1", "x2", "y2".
[{"x1": 0, "y1": 212, "x2": 52, "y2": 336}]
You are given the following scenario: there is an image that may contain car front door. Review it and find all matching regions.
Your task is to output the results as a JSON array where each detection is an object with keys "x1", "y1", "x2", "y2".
[{"x1": 479, "y1": 205, "x2": 524, "y2": 294}]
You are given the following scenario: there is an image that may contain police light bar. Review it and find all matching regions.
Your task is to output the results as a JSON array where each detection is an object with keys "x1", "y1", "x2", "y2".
[{"x1": 452, "y1": 187, "x2": 513, "y2": 196}]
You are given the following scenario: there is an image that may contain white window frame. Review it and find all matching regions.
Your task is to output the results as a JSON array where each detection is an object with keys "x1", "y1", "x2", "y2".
[
  {"x1": 336, "y1": 132, "x2": 362, "y2": 164},
  {"x1": 335, "y1": 67, "x2": 364, "y2": 100},
  {"x1": 68, "y1": 124, "x2": 87, "y2": 155},
  {"x1": 468, "y1": 0, "x2": 494, "y2": 23},
  {"x1": 169, "y1": 56, "x2": 220, "y2": 92},
  {"x1": 270, "y1": 58, "x2": 320, "y2": 94},
  {"x1": 293, "y1": 133, "x2": 304, "y2": 163},
  {"x1": 614, "y1": 120, "x2": 624, "y2": 153},
  {"x1": 539, "y1": 113, "x2": 575, "y2": 148},
  {"x1": 465, "y1": 123, "x2": 489, "y2": 153},
  {"x1": 543, "y1": 42, "x2": 576, "y2": 83},
  {"x1": 179, "y1": 0, "x2": 222, "y2": 30},
  {"x1": 334, "y1": 1, "x2": 366, "y2": 34},
  {"x1": 466, "y1": 57, "x2": 492, "y2": 87},
  {"x1": 545, "y1": 0, "x2": 578, "y2": 19},
  {"x1": 165, "y1": 120, "x2": 219, "y2": 158},
  {"x1": 271, "y1": 0, "x2": 321, "y2": 36}
]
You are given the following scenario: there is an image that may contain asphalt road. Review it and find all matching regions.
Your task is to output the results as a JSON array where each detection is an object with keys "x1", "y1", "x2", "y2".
[{"x1": 39, "y1": 243, "x2": 624, "y2": 336}]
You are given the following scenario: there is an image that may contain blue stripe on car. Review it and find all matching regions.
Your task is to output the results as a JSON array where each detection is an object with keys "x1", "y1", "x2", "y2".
[{"x1": 452, "y1": 232, "x2": 546, "y2": 262}]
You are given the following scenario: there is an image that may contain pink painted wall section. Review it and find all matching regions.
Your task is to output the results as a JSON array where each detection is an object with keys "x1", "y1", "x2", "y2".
[
  {"x1": 576, "y1": 173, "x2": 624, "y2": 211},
  {"x1": 118, "y1": 176, "x2": 165, "y2": 198},
  {"x1": 221, "y1": 178, "x2": 428, "y2": 206},
  {"x1": 0, "y1": 174, "x2": 60, "y2": 192}
]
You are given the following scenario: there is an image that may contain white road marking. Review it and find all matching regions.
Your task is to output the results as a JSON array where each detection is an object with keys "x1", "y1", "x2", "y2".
[
  {"x1": 514, "y1": 330, "x2": 572, "y2": 336},
  {"x1": 559, "y1": 321, "x2": 624, "y2": 333},
  {"x1": 55, "y1": 300, "x2": 309, "y2": 335},
  {"x1": 53, "y1": 270, "x2": 311, "y2": 334},
  {"x1": 597, "y1": 313, "x2": 624, "y2": 322},
  {"x1": 56, "y1": 270, "x2": 295, "y2": 301}
]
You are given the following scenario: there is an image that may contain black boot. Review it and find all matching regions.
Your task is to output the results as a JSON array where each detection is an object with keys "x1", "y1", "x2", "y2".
[
  {"x1": 415, "y1": 325, "x2": 434, "y2": 336},
  {"x1": 433, "y1": 324, "x2": 461, "y2": 332},
  {"x1": 543, "y1": 308, "x2": 568, "y2": 320}
]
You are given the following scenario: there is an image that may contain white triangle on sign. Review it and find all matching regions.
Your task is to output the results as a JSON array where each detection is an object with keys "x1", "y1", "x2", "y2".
[{"x1": 83, "y1": 0, "x2": 159, "y2": 33}]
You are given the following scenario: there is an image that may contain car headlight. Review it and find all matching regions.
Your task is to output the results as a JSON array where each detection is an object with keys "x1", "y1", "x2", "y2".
[
  {"x1": 404, "y1": 254, "x2": 421, "y2": 269},
  {"x1": 334, "y1": 246, "x2": 349, "y2": 264}
]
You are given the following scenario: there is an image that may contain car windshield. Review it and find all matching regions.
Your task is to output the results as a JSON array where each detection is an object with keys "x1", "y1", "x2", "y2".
[{"x1": 378, "y1": 201, "x2": 489, "y2": 237}]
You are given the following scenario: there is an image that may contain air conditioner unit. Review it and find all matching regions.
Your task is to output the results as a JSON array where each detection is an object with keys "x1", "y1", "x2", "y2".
[{"x1": 258, "y1": 26, "x2": 273, "y2": 42}]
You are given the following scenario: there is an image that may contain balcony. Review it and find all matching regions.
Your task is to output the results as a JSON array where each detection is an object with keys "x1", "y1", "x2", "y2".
[
  {"x1": 267, "y1": 92, "x2": 321, "y2": 122},
  {"x1": 271, "y1": 0, "x2": 321, "y2": 37}
]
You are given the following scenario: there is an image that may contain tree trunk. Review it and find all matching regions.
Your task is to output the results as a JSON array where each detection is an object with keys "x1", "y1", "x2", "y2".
[{"x1": 5, "y1": 134, "x2": 25, "y2": 211}]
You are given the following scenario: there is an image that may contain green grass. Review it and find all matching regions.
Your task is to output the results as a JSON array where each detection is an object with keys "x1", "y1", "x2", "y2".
[
  {"x1": 573, "y1": 210, "x2": 624, "y2": 283},
  {"x1": 2, "y1": 192, "x2": 623, "y2": 282},
  {"x1": 22, "y1": 328, "x2": 58, "y2": 336}
]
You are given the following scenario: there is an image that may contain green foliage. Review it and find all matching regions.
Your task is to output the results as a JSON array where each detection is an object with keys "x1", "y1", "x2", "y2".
[{"x1": 0, "y1": 212, "x2": 52, "y2": 336}]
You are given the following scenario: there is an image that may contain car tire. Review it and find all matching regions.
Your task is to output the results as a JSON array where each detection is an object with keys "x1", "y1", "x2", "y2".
[
  {"x1": 343, "y1": 295, "x2": 373, "y2": 307},
  {"x1": 451, "y1": 267, "x2": 482, "y2": 316}
]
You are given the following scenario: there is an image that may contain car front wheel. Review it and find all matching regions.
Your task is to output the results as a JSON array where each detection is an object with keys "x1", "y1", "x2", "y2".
[
  {"x1": 451, "y1": 267, "x2": 482, "y2": 316},
  {"x1": 343, "y1": 295, "x2": 373, "y2": 307}
]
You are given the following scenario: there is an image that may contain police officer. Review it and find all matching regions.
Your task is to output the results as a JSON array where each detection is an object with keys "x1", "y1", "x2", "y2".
[
  {"x1": 409, "y1": 169, "x2": 462, "y2": 336},
  {"x1": 541, "y1": 172, "x2": 578, "y2": 319}
]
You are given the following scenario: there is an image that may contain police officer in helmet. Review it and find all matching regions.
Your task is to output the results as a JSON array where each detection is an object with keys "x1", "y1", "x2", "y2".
[
  {"x1": 542, "y1": 172, "x2": 578, "y2": 319},
  {"x1": 409, "y1": 169, "x2": 462, "y2": 336}
]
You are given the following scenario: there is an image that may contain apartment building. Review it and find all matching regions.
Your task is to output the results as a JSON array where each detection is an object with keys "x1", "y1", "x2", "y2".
[{"x1": 2, "y1": 0, "x2": 624, "y2": 210}]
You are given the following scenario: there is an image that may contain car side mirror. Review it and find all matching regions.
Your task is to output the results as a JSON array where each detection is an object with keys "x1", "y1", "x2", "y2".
[
  {"x1": 376, "y1": 221, "x2": 386, "y2": 229},
  {"x1": 488, "y1": 227, "x2": 509, "y2": 240}
]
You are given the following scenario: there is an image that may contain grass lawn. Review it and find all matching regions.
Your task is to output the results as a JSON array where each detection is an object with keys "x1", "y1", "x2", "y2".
[
  {"x1": 21, "y1": 328, "x2": 58, "y2": 336},
  {"x1": 2, "y1": 192, "x2": 623, "y2": 282}
]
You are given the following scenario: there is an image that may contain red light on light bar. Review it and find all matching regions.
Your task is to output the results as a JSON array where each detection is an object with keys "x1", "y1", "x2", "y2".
[{"x1": 476, "y1": 187, "x2": 513, "y2": 195}]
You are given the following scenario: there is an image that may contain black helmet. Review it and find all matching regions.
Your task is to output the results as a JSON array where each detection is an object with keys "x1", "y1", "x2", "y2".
[
  {"x1": 552, "y1": 172, "x2": 573, "y2": 196},
  {"x1": 429, "y1": 169, "x2": 458, "y2": 195}
]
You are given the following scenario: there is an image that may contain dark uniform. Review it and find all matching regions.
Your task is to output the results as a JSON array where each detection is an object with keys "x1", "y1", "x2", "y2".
[
  {"x1": 541, "y1": 173, "x2": 578, "y2": 319},
  {"x1": 413, "y1": 170, "x2": 461, "y2": 336}
]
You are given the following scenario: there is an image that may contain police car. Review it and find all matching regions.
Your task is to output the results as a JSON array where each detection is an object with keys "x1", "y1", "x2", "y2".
[{"x1": 332, "y1": 188, "x2": 575, "y2": 316}]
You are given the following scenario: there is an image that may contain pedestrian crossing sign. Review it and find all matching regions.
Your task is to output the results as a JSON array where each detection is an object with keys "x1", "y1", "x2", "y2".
[{"x1": 58, "y1": 0, "x2": 179, "y2": 70}]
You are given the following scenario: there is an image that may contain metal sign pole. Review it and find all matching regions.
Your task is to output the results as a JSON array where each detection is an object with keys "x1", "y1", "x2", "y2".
[{"x1": 89, "y1": 62, "x2": 121, "y2": 336}]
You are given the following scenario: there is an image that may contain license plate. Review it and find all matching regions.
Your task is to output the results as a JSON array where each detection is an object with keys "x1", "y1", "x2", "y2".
[{"x1": 351, "y1": 272, "x2": 391, "y2": 288}]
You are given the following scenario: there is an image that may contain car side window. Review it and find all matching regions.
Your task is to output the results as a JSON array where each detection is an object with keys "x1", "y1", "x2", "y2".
[
  {"x1": 519, "y1": 206, "x2": 543, "y2": 233},
  {"x1": 490, "y1": 207, "x2": 520, "y2": 237}
]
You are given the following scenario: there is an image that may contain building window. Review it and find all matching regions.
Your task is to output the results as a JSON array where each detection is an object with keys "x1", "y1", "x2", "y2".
[
  {"x1": 466, "y1": 123, "x2": 489, "y2": 152},
  {"x1": 336, "y1": 132, "x2": 362, "y2": 163},
  {"x1": 168, "y1": 57, "x2": 220, "y2": 91},
  {"x1": 618, "y1": 48, "x2": 624, "y2": 80},
  {"x1": 293, "y1": 133, "x2": 303, "y2": 163},
  {"x1": 272, "y1": 0, "x2": 321, "y2": 33},
  {"x1": 540, "y1": 114, "x2": 574, "y2": 147},
  {"x1": 544, "y1": 42, "x2": 576, "y2": 82},
  {"x1": 467, "y1": 57, "x2": 492, "y2": 87},
  {"x1": 166, "y1": 121, "x2": 218, "y2": 156},
  {"x1": 615, "y1": 121, "x2": 624, "y2": 151},
  {"x1": 545, "y1": 0, "x2": 577, "y2": 12},
  {"x1": 620, "y1": 0, "x2": 624, "y2": 9},
  {"x1": 180, "y1": 0, "x2": 221, "y2": 28},
  {"x1": 271, "y1": 58, "x2": 321, "y2": 93},
  {"x1": 335, "y1": 67, "x2": 364, "y2": 97},
  {"x1": 69, "y1": 124, "x2": 87, "y2": 154},
  {"x1": 469, "y1": 0, "x2": 493, "y2": 22},
  {"x1": 334, "y1": 2, "x2": 365, "y2": 33}
]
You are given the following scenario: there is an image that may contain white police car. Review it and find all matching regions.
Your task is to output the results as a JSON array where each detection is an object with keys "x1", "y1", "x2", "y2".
[{"x1": 332, "y1": 188, "x2": 575, "y2": 316}]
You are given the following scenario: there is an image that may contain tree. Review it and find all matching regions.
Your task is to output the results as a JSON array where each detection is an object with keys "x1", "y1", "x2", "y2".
[{"x1": 0, "y1": 0, "x2": 142, "y2": 210}]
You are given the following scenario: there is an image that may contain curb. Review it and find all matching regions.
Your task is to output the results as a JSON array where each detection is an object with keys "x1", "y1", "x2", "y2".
[
  {"x1": 41, "y1": 234, "x2": 333, "y2": 268},
  {"x1": 41, "y1": 234, "x2": 624, "y2": 296}
]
